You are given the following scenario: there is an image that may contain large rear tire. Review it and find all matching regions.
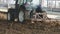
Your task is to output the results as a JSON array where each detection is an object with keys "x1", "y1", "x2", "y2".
[
  {"x1": 19, "y1": 11, "x2": 24, "y2": 22},
  {"x1": 8, "y1": 8, "x2": 15, "y2": 21}
]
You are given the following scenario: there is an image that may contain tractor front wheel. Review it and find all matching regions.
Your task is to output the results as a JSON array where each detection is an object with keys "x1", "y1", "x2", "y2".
[{"x1": 19, "y1": 11, "x2": 24, "y2": 23}]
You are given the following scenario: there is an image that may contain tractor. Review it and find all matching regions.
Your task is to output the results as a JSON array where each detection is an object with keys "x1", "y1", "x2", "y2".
[
  {"x1": 0, "y1": 0, "x2": 47, "y2": 23},
  {"x1": 8, "y1": 0, "x2": 47, "y2": 23}
]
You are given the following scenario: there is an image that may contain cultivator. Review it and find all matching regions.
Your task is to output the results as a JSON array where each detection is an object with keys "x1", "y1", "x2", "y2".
[{"x1": 31, "y1": 11, "x2": 47, "y2": 23}]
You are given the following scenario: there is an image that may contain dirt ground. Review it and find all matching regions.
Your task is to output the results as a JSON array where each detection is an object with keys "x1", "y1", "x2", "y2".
[
  {"x1": 0, "y1": 12, "x2": 60, "y2": 34},
  {"x1": 0, "y1": 20, "x2": 60, "y2": 34}
]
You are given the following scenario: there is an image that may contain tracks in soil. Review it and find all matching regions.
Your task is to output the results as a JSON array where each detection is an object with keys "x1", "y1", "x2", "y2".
[{"x1": 0, "y1": 20, "x2": 60, "y2": 34}]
